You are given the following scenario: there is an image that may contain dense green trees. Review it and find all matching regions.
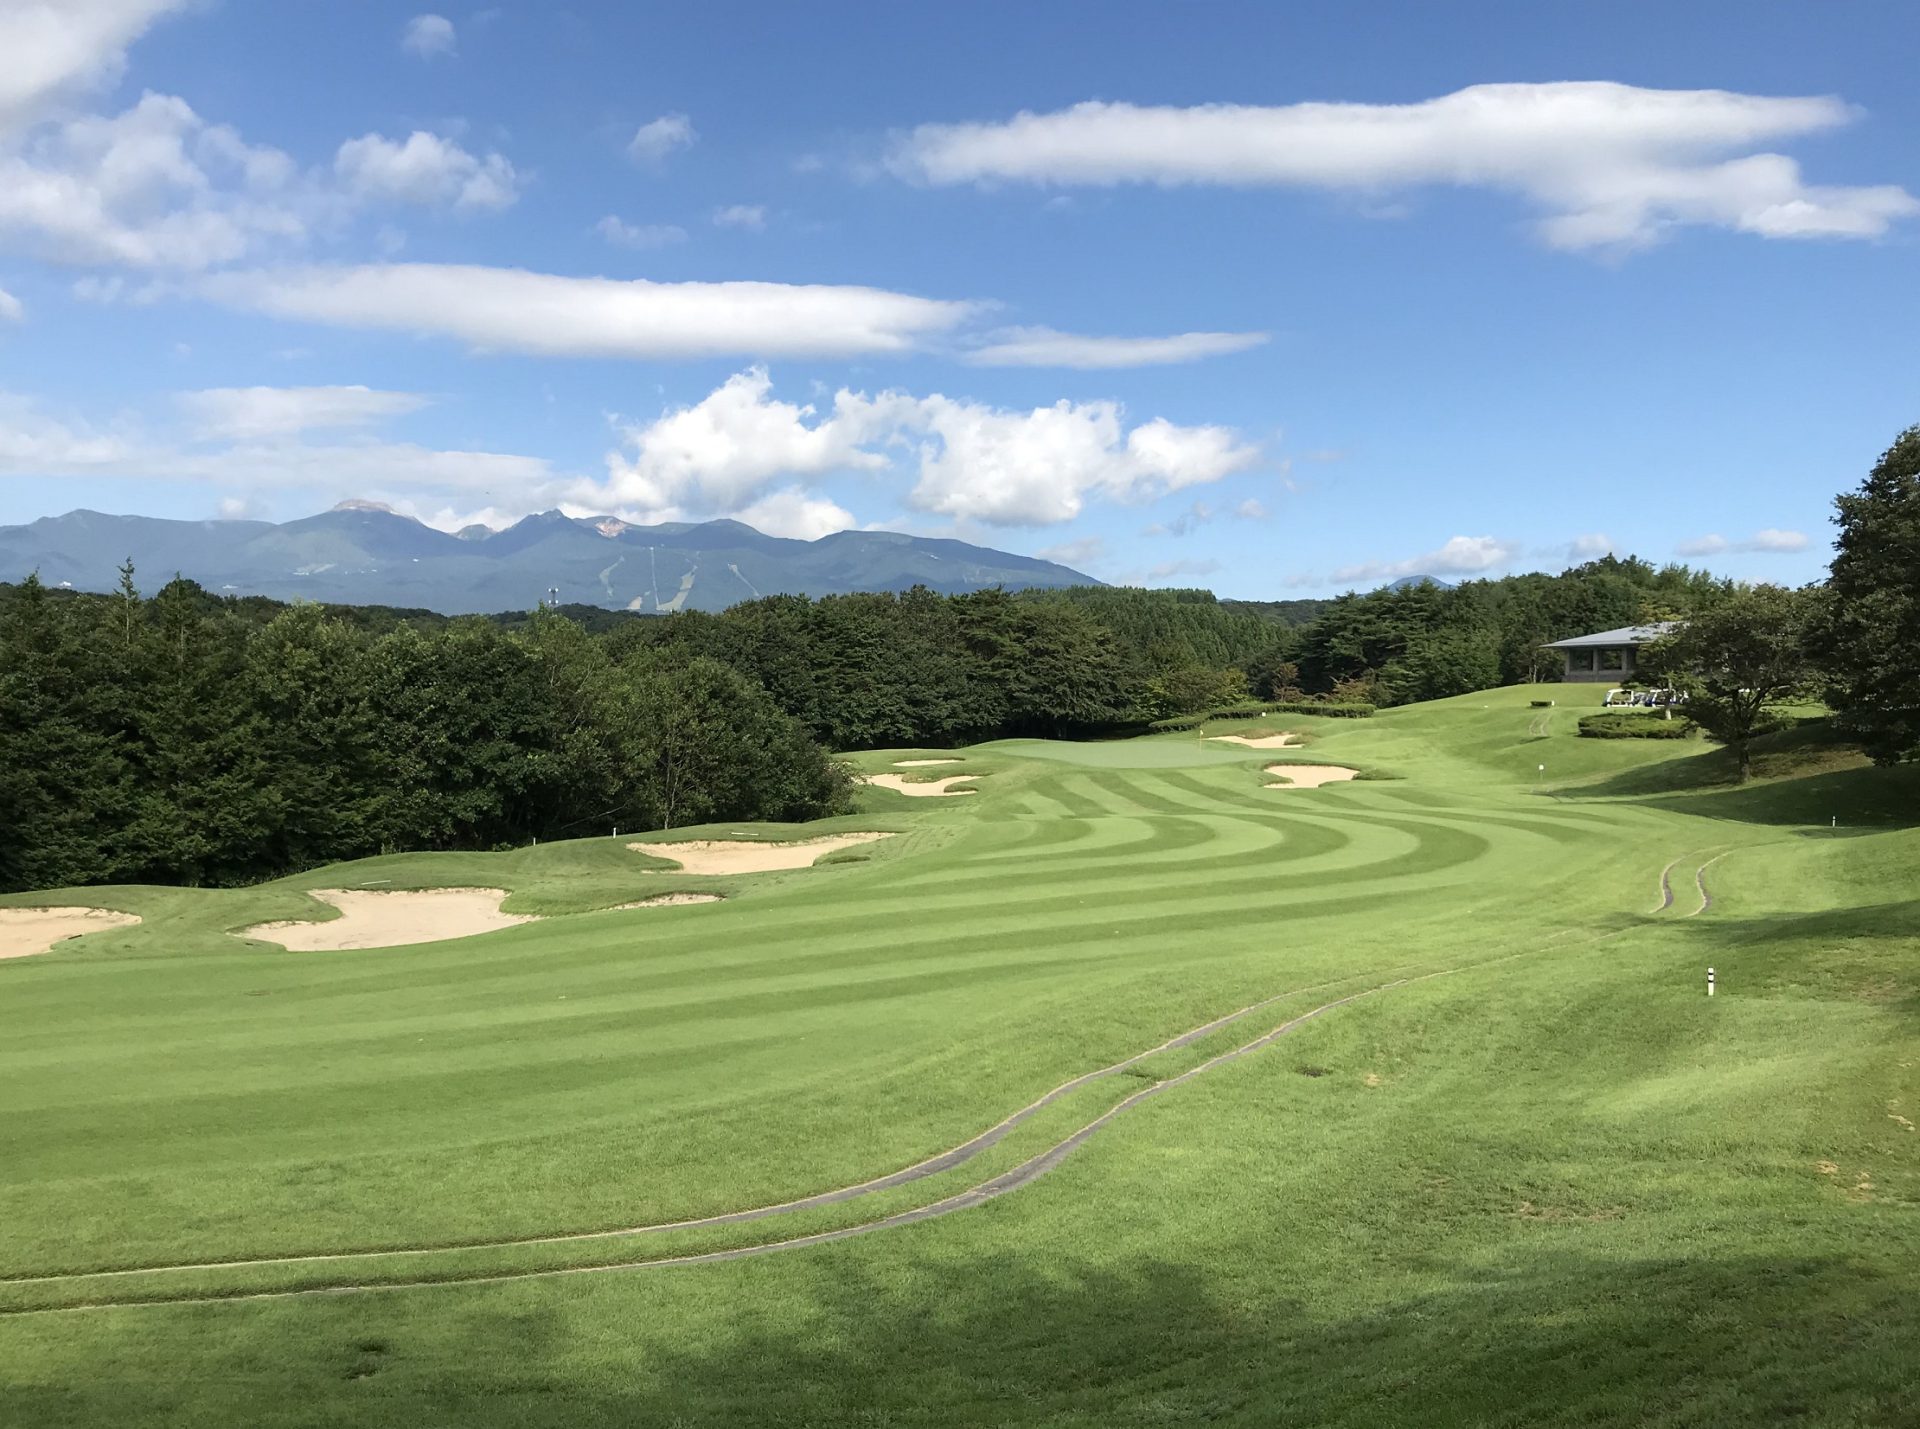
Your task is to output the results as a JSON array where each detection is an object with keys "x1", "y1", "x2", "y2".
[
  {"x1": 1641, "y1": 586, "x2": 1817, "y2": 782},
  {"x1": 0, "y1": 578, "x2": 854, "y2": 893},
  {"x1": 1822, "y1": 425, "x2": 1920, "y2": 764},
  {"x1": 1282, "y1": 557, "x2": 1733, "y2": 706}
]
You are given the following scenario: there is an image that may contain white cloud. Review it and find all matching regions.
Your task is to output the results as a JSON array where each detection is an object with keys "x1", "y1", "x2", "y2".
[
  {"x1": 0, "y1": 91, "x2": 305, "y2": 269},
  {"x1": 712, "y1": 203, "x2": 766, "y2": 231},
  {"x1": 628, "y1": 113, "x2": 695, "y2": 165},
  {"x1": 0, "y1": 389, "x2": 555, "y2": 496},
  {"x1": 176, "y1": 385, "x2": 430, "y2": 440},
  {"x1": 196, "y1": 264, "x2": 980, "y2": 359},
  {"x1": 401, "y1": 14, "x2": 456, "y2": 59},
  {"x1": 0, "y1": 0, "x2": 188, "y2": 138},
  {"x1": 965, "y1": 326, "x2": 1269, "y2": 368},
  {"x1": 1330, "y1": 535, "x2": 1520, "y2": 586},
  {"x1": 0, "y1": 391, "x2": 140, "y2": 469},
  {"x1": 1234, "y1": 497, "x2": 1268, "y2": 521},
  {"x1": 891, "y1": 83, "x2": 1918, "y2": 251},
  {"x1": 732, "y1": 486, "x2": 857, "y2": 540},
  {"x1": 0, "y1": 286, "x2": 22, "y2": 323},
  {"x1": 1567, "y1": 532, "x2": 1615, "y2": 560},
  {"x1": 1677, "y1": 528, "x2": 1809, "y2": 557},
  {"x1": 1144, "y1": 557, "x2": 1223, "y2": 582},
  {"x1": 0, "y1": 93, "x2": 521, "y2": 271},
  {"x1": 593, "y1": 215, "x2": 687, "y2": 249},
  {"x1": 1035, "y1": 536, "x2": 1107, "y2": 569},
  {"x1": 588, "y1": 367, "x2": 887, "y2": 517},
  {"x1": 573, "y1": 366, "x2": 1260, "y2": 528},
  {"x1": 334, "y1": 131, "x2": 519, "y2": 212}
]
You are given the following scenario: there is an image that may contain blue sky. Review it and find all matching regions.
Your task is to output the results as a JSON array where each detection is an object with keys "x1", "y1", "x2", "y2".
[{"x1": 0, "y1": 1, "x2": 1913, "y2": 595}]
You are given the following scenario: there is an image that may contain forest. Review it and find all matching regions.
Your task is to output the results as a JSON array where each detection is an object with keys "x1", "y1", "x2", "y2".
[{"x1": 2, "y1": 422, "x2": 1913, "y2": 892}]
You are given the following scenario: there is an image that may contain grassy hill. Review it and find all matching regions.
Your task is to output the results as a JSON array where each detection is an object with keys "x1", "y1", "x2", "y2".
[{"x1": 0, "y1": 683, "x2": 1914, "y2": 1425}]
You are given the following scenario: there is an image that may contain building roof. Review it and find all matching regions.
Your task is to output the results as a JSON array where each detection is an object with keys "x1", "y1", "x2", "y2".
[{"x1": 1543, "y1": 621, "x2": 1681, "y2": 650}]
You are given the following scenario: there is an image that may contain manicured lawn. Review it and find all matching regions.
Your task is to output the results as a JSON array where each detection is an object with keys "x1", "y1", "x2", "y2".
[{"x1": 1, "y1": 683, "x2": 1915, "y2": 1425}]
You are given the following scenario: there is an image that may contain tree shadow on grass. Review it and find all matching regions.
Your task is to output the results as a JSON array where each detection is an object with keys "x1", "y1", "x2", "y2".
[
  {"x1": 9, "y1": 1247, "x2": 1917, "y2": 1427},
  {"x1": 1556, "y1": 760, "x2": 1920, "y2": 830}
]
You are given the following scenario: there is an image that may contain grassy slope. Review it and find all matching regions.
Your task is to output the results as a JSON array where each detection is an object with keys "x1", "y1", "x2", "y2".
[{"x1": 0, "y1": 683, "x2": 1914, "y2": 1425}]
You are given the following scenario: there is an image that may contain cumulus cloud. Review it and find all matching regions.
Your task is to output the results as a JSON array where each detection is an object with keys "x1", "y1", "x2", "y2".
[
  {"x1": 732, "y1": 486, "x2": 858, "y2": 540},
  {"x1": 401, "y1": 14, "x2": 456, "y2": 59},
  {"x1": 0, "y1": 92, "x2": 306, "y2": 269},
  {"x1": 965, "y1": 326, "x2": 1269, "y2": 368},
  {"x1": 574, "y1": 366, "x2": 1260, "y2": 527},
  {"x1": 0, "y1": 0, "x2": 188, "y2": 138},
  {"x1": 1677, "y1": 528, "x2": 1809, "y2": 557},
  {"x1": 1329, "y1": 535, "x2": 1520, "y2": 586},
  {"x1": 891, "y1": 83, "x2": 1918, "y2": 251},
  {"x1": 176, "y1": 385, "x2": 430, "y2": 440},
  {"x1": 334, "y1": 131, "x2": 519, "y2": 212},
  {"x1": 593, "y1": 215, "x2": 687, "y2": 249},
  {"x1": 0, "y1": 285, "x2": 22, "y2": 323},
  {"x1": 628, "y1": 113, "x2": 695, "y2": 165},
  {"x1": 587, "y1": 368, "x2": 887, "y2": 517},
  {"x1": 196, "y1": 263, "x2": 981, "y2": 359},
  {"x1": 0, "y1": 90, "x2": 523, "y2": 270},
  {"x1": 1567, "y1": 532, "x2": 1616, "y2": 560},
  {"x1": 712, "y1": 203, "x2": 766, "y2": 230}
]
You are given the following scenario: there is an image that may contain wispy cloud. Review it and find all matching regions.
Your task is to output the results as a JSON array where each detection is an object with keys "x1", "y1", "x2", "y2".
[
  {"x1": 401, "y1": 14, "x2": 456, "y2": 59},
  {"x1": 965, "y1": 326, "x2": 1268, "y2": 369},
  {"x1": 195, "y1": 264, "x2": 981, "y2": 360},
  {"x1": 890, "y1": 83, "x2": 1917, "y2": 251},
  {"x1": 1328, "y1": 535, "x2": 1520, "y2": 586},
  {"x1": 628, "y1": 113, "x2": 695, "y2": 165},
  {"x1": 593, "y1": 216, "x2": 688, "y2": 249},
  {"x1": 1676, "y1": 528, "x2": 1809, "y2": 557},
  {"x1": 712, "y1": 203, "x2": 767, "y2": 231}
]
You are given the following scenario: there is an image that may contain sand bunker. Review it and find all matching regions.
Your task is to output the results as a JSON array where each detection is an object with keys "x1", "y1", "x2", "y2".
[
  {"x1": 610, "y1": 893, "x2": 724, "y2": 909},
  {"x1": 1263, "y1": 764, "x2": 1359, "y2": 789},
  {"x1": 242, "y1": 888, "x2": 535, "y2": 951},
  {"x1": 863, "y1": 773, "x2": 981, "y2": 798},
  {"x1": 0, "y1": 907, "x2": 141, "y2": 960},
  {"x1": 629, "y1": 832, "x2": 895, "y2": 875},
  {"x1": 894, "y1": 758, "x2": 962, "y2": 767},
  {"x1": 1206, "y1": 733, "x2": 1302, "y2": 749}
]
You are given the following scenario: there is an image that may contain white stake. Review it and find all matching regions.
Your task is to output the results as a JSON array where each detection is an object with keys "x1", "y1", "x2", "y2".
[{"x1": 1707, "y1": 966, "x2": 1715, "y2": 997}]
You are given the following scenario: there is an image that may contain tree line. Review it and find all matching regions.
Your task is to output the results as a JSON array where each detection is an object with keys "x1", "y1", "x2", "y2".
[
  {"x1": 4, "y1": 423, "x2": 1914, "y2": 887},
  {"x1": 0, "y1": 572, "x2": 852, "y2": 892}
]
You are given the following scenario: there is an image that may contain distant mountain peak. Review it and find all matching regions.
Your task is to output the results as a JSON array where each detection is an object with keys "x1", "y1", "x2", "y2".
[{"x1": 0, "y1": 506, "x2": 1101, "y2": 615}]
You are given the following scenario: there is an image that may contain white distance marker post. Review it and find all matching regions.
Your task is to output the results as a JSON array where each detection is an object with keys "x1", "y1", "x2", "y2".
[{"x1": 1707, "y1": 966, "x2": 1715, "y2": 997}]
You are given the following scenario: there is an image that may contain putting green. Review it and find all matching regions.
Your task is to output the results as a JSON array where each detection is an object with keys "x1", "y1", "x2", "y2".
[{"x1": 0, "y1": 685, "x2": 1914, "y2": 1427}]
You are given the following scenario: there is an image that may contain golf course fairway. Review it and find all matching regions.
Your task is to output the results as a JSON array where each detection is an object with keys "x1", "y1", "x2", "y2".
[{"x1": 1, "y1": 684, "x2": 1915, "y2": 1426}]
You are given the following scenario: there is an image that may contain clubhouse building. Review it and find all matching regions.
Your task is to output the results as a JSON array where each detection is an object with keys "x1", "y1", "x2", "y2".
[{"x1": 1544, "y1": 622, "x2": 1681, "y2": 684}]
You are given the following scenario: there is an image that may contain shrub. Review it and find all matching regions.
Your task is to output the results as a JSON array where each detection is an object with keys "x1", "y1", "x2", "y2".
[
  {"x1": 1578, "y1": 712, "x2": 1695, "y2": 740},
  {"x1": 1148, "y1": 699, "x2": 1376, "y2": 732}
]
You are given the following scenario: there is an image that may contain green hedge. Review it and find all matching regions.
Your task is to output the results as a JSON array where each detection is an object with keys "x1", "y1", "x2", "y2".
[
  {"x1": 1149, "y1": 700, "x2": 1376, "y2": 732},
  {"x1": 1578, "y1": 712, "x2": 1695, "y2": 740}
]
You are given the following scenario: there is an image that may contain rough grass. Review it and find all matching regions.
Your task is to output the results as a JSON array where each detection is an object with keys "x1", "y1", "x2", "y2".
[{"x1": 0, "y1": 681, "x2": 1914, "y2": 1426}]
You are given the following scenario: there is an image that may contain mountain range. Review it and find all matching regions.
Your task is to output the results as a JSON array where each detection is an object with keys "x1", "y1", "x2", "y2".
[{"x1": 0, "y1": 503, "x2": 1098, "y2": 615}]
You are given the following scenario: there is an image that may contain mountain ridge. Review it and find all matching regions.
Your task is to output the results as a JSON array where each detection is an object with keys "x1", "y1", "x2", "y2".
[{"x1": 0, "y1": 506, "x2": 1100, "y2": 615}]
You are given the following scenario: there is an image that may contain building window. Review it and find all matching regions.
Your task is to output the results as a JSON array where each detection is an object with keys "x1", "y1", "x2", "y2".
[
  {"x1": 1570, "y1": 650, "x2": 1595, "y2": 671},
  {"x1": 1600, "y1": 648, "x2": 1625, "y2": 670}
]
